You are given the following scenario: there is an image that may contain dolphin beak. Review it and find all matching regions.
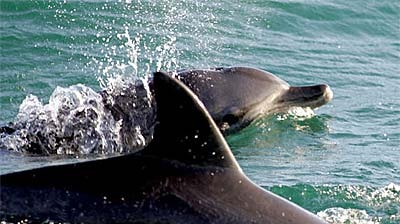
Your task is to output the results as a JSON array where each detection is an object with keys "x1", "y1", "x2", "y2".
[
  {"x1": 284, "y1": 84, "x2": 334, "y2": 109},
  {"x1": 321, "y1": 84, "x2": 333, "y2": 103}
]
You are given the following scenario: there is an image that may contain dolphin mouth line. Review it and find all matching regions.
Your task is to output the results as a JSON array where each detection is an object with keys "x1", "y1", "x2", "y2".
[
  {"x1": 243, "y1": 85, "x2": 333, "y2": 123},
  {"x1": 280, "y1": 84, "x2": 333, "y2": 109}
]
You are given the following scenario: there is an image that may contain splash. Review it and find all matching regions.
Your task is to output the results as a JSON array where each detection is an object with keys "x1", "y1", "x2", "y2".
[
  {"x1": 0, "y1": 0, "x2": 220, "y2": 156},
  {"x1": 87, "y1": 0, "x2": 219, "y2": 83},
  {"x1": 277, "y1": 106, "x2": 315, "y2": 121},
  {"x1": 0, "y1": 80, "x2": 155, "y2": 155},
  {"x1": 91, "y1": 1, "x2": 186, "y2": 84}
]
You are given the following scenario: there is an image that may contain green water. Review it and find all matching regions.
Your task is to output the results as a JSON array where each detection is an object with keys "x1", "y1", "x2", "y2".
[{"x1": 1, "y1": 0, "x2": 399, "y2": 223}]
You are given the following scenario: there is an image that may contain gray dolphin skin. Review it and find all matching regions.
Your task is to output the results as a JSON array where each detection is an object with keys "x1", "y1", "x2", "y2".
[
  {"x1": 0, "y1": 72, "x2": 327, "y2": 223},
  {"x1": 175, "y1": 67, "x2": 333, "y2": 132}
]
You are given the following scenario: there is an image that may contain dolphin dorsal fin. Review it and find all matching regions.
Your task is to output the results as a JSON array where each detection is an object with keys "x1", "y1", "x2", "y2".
[{"x1": 147, "y1": 72, "x2": 240, "y2": 169}]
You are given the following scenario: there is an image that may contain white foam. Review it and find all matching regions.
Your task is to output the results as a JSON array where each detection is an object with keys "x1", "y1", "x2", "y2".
[
  {"x1": 287, "y1": 106, "x2": 315, "y2": 119},
  {"x1": 316, "y1": 183, "x2": 400, "y2": 224},
  {"x1": 0, "y1": 82, "x2": 157, "y2": 155},
  {"x1": 318, "y1": 207, "x2": 380, "y2": 224},
  {"x1": 368, "y1": 183, "x2": 400, "y2": 204}
]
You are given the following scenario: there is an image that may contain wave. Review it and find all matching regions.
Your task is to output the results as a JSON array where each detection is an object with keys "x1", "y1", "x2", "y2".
[{"x1": 269, "y1": 183, "x2": 400, "y2": 224}]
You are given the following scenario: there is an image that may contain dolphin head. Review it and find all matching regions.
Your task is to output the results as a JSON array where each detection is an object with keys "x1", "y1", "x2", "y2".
[{"x1": 177, "y1": 67, "x2": 333, "y2": 133}]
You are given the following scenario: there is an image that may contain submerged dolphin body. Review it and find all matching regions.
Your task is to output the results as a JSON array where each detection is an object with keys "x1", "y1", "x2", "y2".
[
  {"x1": 175, "y1": 67, "x2": 333, "y2": 132},
  {"x1": 0, "y1": 72, "x2": 326, "y2": 223}
]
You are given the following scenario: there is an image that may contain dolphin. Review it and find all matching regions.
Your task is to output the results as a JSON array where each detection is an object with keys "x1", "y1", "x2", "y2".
[
  {"x1": 0, "y1": 72, "x2": 326, "y2": 223},
  {"x1": 100, "y1": 66, "x2": 333, "y2": 150},
  {"x1": 0, "y1": 66, "x2": 332, "y2": 154},
  {"x1": 99, "y1": 66, "x2": 333, "y2": 136},
  {"x1": 175, "y1": 66, "x2": 333, "y2": 132}
]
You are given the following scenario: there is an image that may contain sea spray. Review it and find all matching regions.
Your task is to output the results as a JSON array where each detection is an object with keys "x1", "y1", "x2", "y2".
[{"x1": 0, "y1": 77, "x2": 157, "y2": 155}]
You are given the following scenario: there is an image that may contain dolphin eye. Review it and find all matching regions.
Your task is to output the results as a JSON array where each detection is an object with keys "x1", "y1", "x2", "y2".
[{"x1": 222, "y1": 114, "x2": 239, "y2": 125}]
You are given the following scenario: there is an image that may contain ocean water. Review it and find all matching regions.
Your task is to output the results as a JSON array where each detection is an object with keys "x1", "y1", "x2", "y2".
[{"x1": 1, "y1": 0, "x2": 399, "y2": 223}]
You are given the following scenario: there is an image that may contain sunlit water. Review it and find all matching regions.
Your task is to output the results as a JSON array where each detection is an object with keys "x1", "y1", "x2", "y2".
[{"x1": 1, "y1": 0, "x2": 399, "y2": 223}]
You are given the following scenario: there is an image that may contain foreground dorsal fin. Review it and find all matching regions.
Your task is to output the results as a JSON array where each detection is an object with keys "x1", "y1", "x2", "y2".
[{"x1": 147, "y1": 72, "x2": 240, "y2": 169}]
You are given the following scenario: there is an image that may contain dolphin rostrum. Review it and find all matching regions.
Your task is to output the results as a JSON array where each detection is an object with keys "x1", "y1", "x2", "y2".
[{"x1": 175, "y1": 66, "x2": 333, "y2": 132}]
